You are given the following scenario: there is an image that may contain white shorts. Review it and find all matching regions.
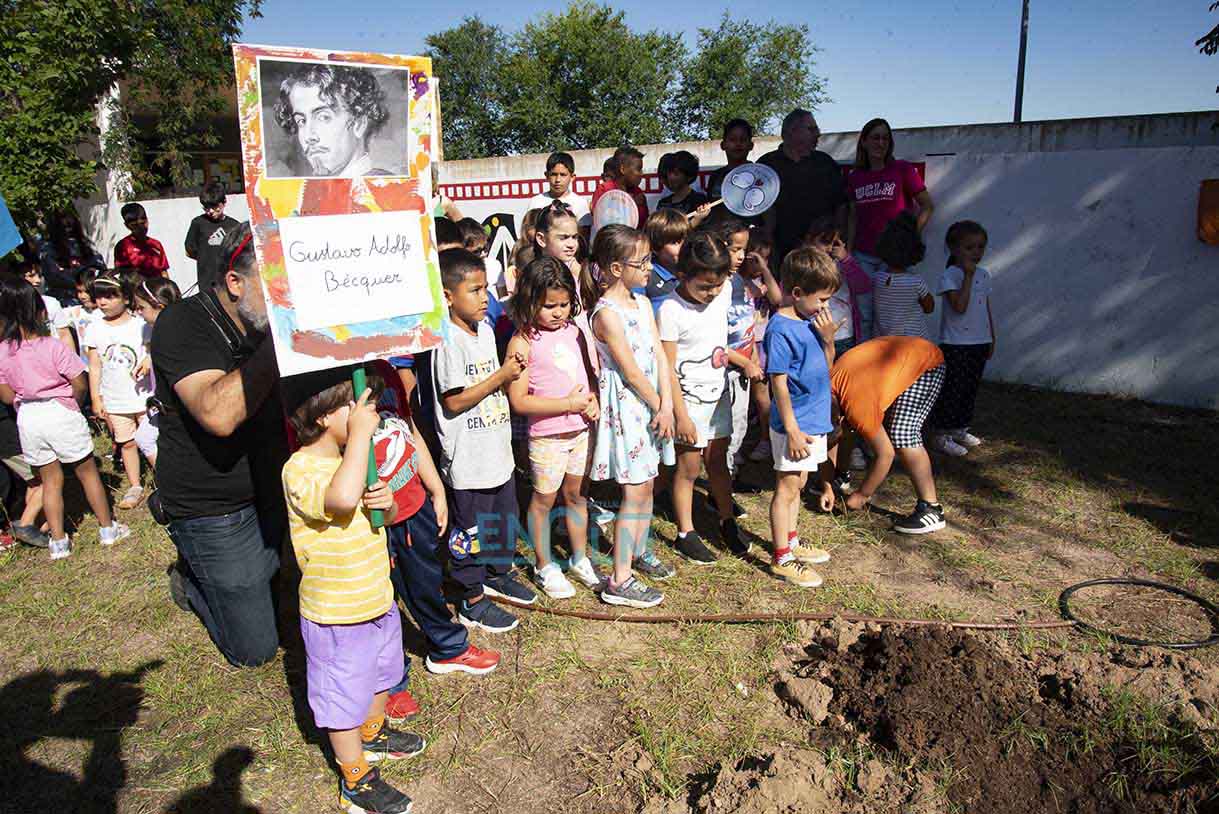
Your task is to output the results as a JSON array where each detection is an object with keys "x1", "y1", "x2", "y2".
[
  {"x1": 770, "y1": 426, "x2": 828, "y2": 473},
  {"x1": 680, "y1": 388, "x2": 733, "y2": 450},
  {"x1": 17, "y1": 400, "x2": 94, "y2": 468},
  {"x1": 134, "y1": 409, "x2": 160, "y2": 460}
]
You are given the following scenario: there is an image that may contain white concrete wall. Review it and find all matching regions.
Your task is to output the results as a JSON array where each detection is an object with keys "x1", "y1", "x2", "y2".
[
  {"x1": 921, "y1": 146, "x2": 1219, "y2": 409},
  {"x1": 82, "y1": 194, "x2": 250, "y2": 294}
]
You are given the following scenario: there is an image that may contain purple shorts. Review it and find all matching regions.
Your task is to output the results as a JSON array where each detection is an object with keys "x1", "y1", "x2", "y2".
[{"x1": 300, "y1": 608, "x2": 405, "y2": 730}]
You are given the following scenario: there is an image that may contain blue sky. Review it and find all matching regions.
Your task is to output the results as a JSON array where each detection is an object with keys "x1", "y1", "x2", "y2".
[{"x1": 242, "y1": 0, "x2": 1217, "y2": 136}]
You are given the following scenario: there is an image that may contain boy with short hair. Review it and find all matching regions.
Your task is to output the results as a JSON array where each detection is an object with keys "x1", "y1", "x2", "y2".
[
  {"x1": 765, "y1": 247, "x2": 841, "y2": 589},
  {"x1": 591, "y1": 146, "x2": 648, "y2": 228},
  {"x1": 643, "y1": 208, "x2": 688, "y2": 306},
  {"x1": 184, "y1": 182, "x2": 239, "y2": 291},
  {"x1": 428, "y1": 248, "x2": 536, "y2": 634},
  {"x1": 527, "y1": 152, "x2": 591, "y2": 231},
  {"x1": 706, "y1": 119, "x2": 760, "y2": 228},
  {"x1": 282, "y1": 369, "x2": 426, "y2": 814},
  {"x1": 705, "y1": 119, "x2": 755, "y2": 201},
  {"x1": 657, "y1": 150, "x2": 710, "y2": 223},
  {"x1": 114, "y1": 203, "x2": 169, "y2": 279}
]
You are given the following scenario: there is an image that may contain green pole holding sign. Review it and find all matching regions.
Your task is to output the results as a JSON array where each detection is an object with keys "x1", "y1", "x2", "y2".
[{"x1": 351, "y1": 366, "x2": 383, "y2": 529}]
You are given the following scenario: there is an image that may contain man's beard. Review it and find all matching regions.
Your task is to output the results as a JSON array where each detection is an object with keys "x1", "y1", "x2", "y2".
[{"x1": 236, "y1": 284, "x2": 269, "y2": 332}]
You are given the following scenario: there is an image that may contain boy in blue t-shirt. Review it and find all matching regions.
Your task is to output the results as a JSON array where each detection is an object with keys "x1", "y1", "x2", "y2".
[{"x1": 762, "y1": 247, "x2": 842, "y2": 589}]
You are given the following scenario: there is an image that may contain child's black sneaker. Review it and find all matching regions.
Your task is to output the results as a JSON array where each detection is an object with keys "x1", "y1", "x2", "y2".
[
  {"x1": 483, "y1": 573, "x2": 537, "y2": 605},
  {"x1": 339, "y1": 765, "x2": 413, "y2": 814},
  {"x1": 458, "y1": 598, "x2": 519, "y2": 633},
  {"x1": 893, "y1": 500, "x2": 946, "y2": 535},
  {"x1": 720, "y1": 519, "x2": 752, "y2": 558},
  {"x1": 674, "y1": 531, "x2": 716, "y2": 565},
  {"x1": 362, "y1": 725, "x2": 426, "y2": 762}
]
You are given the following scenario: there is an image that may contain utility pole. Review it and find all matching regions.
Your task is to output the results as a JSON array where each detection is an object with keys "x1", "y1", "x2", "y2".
[{"x1": 1014, "y1": 0, "x2": 1030, "y2": 122}]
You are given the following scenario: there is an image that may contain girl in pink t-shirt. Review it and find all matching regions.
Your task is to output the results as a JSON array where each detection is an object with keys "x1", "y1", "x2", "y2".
[
  {"x1": 847, "y1": 118, "x2": 935, "y2": 337},
  {"x1": 505, "y1": 256, "x2": 603, "y2": 600},
  {"x1": 0, "y1": 277, "x2": 129, "y2": 558}
]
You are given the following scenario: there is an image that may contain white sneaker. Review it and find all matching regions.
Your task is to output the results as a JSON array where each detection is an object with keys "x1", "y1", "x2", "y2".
[
  {"x1": 932, "y1": 435, "x2": 969, "y2": 457},
  {"x1": 49, "y1": 537, "x2": 72, "y2": 560},
  {"x1": 567, "y1": 556, "x2": 604, "y2": 588},
  {"x1": 952, "y1": 429, "x2": 983, "y2": 448},
  {"x1": 533, "y1": 562, "x2": 575, "y2": 599},
  {"x1": 849, "y1": 448, "x2": 868, "y2": 471},
  {"x1": 749, "y1": 439, "x2": 772, "y2": 462},
  {"x1": 100, "y1": 522, "x2": 132, "y2": 547}
]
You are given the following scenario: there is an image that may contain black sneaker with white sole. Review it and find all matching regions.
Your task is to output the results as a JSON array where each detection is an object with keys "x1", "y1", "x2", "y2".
[
  {"x1": 362, "y1": 725, "x2": 426, "y2": 762},
  {"x1": 458, "y1": 598, "x2": 519, "y2": 633},
  {"x1": 673, "y1": 531, "x2": 716, "y2": 564},
  {"x1": 339, "y1": 765, "x2": 413, "y2": 814},
  {"x1": 483, "y1": 573, "x2": 537, "y2": 605},
  {"x1": 893, "y1": 500, "x2": 946, "y2": 535}
]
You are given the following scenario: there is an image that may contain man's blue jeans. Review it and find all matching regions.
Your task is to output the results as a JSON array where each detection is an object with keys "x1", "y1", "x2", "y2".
[{"x1": 168, "y1": 504, "x2": 281, "y2": 667}]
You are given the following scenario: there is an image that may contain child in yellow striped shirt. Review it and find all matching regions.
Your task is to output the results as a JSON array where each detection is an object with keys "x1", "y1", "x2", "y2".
[{"x1": 282, "y1": 367, "x2": 424, "y2": 814}]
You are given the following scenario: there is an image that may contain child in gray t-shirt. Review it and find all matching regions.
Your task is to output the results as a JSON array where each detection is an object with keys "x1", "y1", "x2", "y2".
[{"x1": 428, "y1": 249, "x2": 536, "y2": 633}]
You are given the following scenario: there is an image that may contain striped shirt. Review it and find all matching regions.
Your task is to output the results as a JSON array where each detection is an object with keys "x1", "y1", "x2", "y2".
[
  {"x1": 283, "y1": 450, "x2": 393, "y2": 625},
  {"x1": 872, "y1": 271, "x2": 931, "y2": 339}
]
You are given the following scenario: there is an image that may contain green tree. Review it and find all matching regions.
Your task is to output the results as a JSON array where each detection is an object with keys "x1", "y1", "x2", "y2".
[
  {"x1": 678, "y1": 13, "x2": 827, "y2": 140},
  {"x1": 0, "y1": 0, "x2": 259, "y2": 225},
  {"x1": 497, "y1": 2, "x2": 686, "y2": 154},
  {"x1": 424, "y1": 17, "x2": 510, "y2": 161}
]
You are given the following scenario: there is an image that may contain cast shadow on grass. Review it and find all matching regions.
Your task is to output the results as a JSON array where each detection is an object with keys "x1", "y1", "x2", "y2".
[
  {"x1": 978, "y1": 383, "x2": 1219, "y2": 551},
  {"x1": 163, "y1": 746, "x2": 262, "y2": 813},
  {"x1": 0, "y1": 659, "x2": 162, "y2": 812}
]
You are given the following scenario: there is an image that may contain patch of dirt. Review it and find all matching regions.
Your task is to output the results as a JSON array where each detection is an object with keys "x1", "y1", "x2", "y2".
[{"x1": 676, "y1": 621, "x2": 1219, "y2": 814}]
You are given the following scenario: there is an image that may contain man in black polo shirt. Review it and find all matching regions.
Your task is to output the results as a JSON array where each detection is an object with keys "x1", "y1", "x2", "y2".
[
  {"x1": 151, "y1": 221, "x2": 289, "y2": 667},
  {"x1": 759, "y1": 109, "x2": 848, "y2": 262}
]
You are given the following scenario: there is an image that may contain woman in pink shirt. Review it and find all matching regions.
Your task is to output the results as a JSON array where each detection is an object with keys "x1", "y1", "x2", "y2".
[{"x1": 846, "y1": 118, "x2": 935, "y2": 339}]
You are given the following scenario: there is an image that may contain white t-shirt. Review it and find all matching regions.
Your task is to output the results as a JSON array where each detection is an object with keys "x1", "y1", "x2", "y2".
[
  {"x1": 42, "y1": 295, "x2": 69, "y2": 336},
  {"x1": 83, "y1": 314, "x2": 152, "y2": 413},
  {"x1": 828, "y1": 281, "x2": 854, "y2": 341},
  {"x1": 430, "y1": 321, "x2": 514, "y2": 490},
  {"x1": 62, "y1": 304, "x2": 99, "y2": 363},
  {"x1": 938, "y1": 265, "x2": 993, "y2": 345},
  {"x1": 656, "y1": 284, "x2": 732, "y2": 406},
  {"x1": 526, "y1": 190, "x2": 592, "y2": 228}
]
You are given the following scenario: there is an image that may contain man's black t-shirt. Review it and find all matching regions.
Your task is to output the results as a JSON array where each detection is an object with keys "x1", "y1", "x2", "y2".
[
  {"x1": 758, "y1": 148, "x2": 847, "y2": 260},
  {"x1": 151, "y1": 291, "x2": 288, "y2": 521},
  {"x1": 184, "y1": 215, "x2": 240, "y2": 291}
]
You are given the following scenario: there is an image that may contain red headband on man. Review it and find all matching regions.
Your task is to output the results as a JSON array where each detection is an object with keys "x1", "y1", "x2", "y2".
[{"x1": 227, "y1": 233, "x2": 254, "y2": 274}]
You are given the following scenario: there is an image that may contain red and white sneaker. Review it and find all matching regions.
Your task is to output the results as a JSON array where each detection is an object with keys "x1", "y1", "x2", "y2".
[
  {"x1": 425, "y1": 644, "x2": 500, "y2": 676},
  {"x1": 0, "y1": 532, "x2": 14, "y2": 553},
  {"x1": 384, "y1": 689, "x2": 420, "y2": 723}
]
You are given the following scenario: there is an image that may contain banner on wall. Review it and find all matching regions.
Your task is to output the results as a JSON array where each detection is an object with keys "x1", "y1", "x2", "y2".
[{"x1": 232, "y1": 43, "x2": 448, "y2": 376}]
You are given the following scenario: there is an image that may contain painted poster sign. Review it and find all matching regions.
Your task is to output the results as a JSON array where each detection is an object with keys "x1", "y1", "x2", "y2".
[{"x1": 233, "y1": 43, "x2": 447, "y2": 376}]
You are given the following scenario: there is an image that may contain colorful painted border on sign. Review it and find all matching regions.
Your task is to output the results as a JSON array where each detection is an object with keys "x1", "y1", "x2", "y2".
[{"x1": 233, "y1": 43, "x2": 448, "y2": 376}]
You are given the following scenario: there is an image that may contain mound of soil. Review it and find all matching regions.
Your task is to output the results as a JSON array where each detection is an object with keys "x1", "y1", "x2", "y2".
[{"x1": 680, "y1": 623, "x2": 1219, "y2": 814}]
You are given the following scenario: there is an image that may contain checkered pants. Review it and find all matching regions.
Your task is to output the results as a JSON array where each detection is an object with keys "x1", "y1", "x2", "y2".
[{"x1": 883, "y1": 365, "x2": 946, "y2": 448}]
